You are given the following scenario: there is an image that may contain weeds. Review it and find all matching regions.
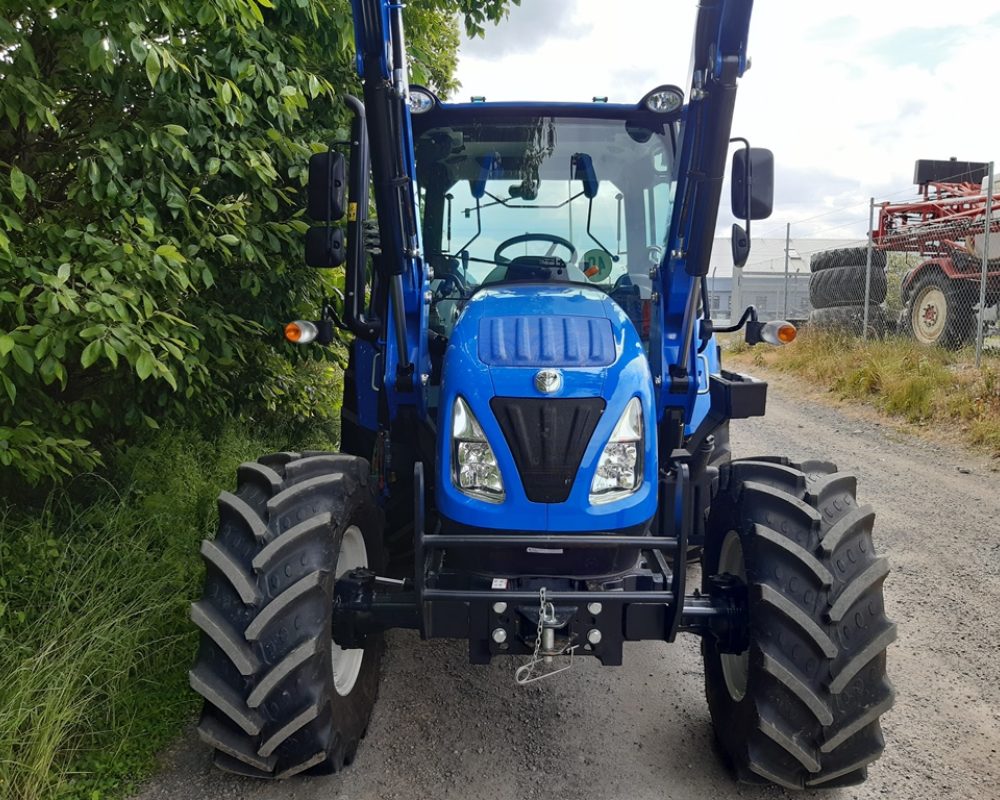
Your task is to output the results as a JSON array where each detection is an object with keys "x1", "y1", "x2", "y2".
[
  {"x1": 726, "y1": 332, "x2": 1000, "y2": 453},
  {"x1": 0, "y1": 418, "x2": 337, "y2": 800}
]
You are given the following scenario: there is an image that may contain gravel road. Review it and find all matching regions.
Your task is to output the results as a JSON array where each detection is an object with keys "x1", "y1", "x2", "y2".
[{"x1": 133, "y1": 382, "x2": 1000, "y2": 800}]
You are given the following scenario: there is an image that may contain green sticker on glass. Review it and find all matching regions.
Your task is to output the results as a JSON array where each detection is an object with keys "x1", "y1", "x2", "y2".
[{"x1": 581, "y1": 248, "x2": 613, "y2": 282}]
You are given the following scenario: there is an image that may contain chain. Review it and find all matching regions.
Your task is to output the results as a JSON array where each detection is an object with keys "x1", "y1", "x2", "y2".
[
  {"x1": 515, "y1": 587, "x2": 548, "y2": 685},
  {"x1": 532, "y1": 587, "x2": 546, "y2": 660}
]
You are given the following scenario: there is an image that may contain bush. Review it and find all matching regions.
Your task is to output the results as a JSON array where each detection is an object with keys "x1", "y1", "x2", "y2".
[{"x1": 0, "y1": 0, "x2": 516, "y2": 485}]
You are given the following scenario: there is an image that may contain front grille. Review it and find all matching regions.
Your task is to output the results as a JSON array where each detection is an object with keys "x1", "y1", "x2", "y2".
[{"x1": 490, "y1": 397, "x2": 605, "y2": 503}]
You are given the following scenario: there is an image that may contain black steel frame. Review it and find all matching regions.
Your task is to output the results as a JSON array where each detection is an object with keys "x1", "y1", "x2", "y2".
[{"x1": 332, "y1": 455, "x2": 746, "y2": 666}]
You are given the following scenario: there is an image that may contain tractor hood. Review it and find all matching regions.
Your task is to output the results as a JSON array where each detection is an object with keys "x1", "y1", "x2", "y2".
[{"x1": 435, "y1": 285, "x2": 657, "y2": 533}]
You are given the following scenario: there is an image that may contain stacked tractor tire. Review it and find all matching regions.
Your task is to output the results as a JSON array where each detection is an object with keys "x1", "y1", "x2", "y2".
[{"x1": 807, "y1": 248, "x2": 889, "y2": 337}]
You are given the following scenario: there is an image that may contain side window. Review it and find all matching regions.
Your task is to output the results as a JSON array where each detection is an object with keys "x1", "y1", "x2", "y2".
[{"x1": 643, "y1": 181, "x2": 672, "y2": 247}]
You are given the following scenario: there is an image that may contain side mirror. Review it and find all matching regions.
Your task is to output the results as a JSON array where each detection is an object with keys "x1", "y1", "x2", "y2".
[
  {"x1": 470, "y1": 155, "x2": 496, "y2": 200},
  {"x1": 731, "y1": 222, "x2": 749, "y2": 268},
  {"x1": 573, "y1": 153, "x2": 599, "y2": 199},
  {"x1": 305, "y1": 226, "x2": 345, "y2": 268},
  {"x1": 731, "y1": 147, "x2": 774, "y2": 221},
  {"x1": 307, "y1": 151, "x2": 347, "y2": 221}
]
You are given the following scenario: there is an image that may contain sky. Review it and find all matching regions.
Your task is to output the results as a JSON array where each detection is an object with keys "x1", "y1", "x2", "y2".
[{"x1": 455, "y1": 0, "x2": 1000, "y2": 244}]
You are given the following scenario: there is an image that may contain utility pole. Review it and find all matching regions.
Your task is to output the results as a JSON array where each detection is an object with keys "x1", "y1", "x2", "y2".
[
  {"x1": 862, "y1": 198, "x2": 874, "y2": 340},
  {"x1": 976, "y1": 161, "x2": 995, "y2": 367},
  {"x1": 783, "y1": 222, "x2": 791, "y2": 319}
]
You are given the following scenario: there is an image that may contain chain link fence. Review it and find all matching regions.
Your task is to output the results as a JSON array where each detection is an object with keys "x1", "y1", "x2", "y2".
[{"x1": 803, "y1": 161, "x2": 999, "y2": 364}]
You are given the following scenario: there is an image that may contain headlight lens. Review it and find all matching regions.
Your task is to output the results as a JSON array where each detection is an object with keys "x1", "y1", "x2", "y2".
[
  {"x1": 452, "y1": 397, "x2": 504, "y2": 502},
  {"x1": 590, "y1": 397, "x2": 643, "y2": 504}
]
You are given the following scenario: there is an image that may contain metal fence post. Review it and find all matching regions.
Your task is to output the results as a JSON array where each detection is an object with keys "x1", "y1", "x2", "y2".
[
  {"x1": 975, "y1": 160, "x2": 994, "y2": 367},
  {"x1": 862, "y1": 197, "x2": 874, "y2": 340},
  {"x1": 783, "y1": 222, "x2": 790, "y2": 319}
]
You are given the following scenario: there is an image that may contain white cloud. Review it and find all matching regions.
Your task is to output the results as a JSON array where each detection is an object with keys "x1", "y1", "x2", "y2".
[{"x1": 456, "y1": 1, "x2": 1000, "y2": 238}]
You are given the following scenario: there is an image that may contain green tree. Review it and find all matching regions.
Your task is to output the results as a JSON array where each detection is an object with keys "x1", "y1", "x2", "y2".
[{"x1": 0, "y1": 0, "x2": 516, "y2": 484}]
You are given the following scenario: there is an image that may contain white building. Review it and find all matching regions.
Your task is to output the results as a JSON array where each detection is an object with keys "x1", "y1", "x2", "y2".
[{"x1": 705, "y1": 238, "x2": 863, "y2": 323}]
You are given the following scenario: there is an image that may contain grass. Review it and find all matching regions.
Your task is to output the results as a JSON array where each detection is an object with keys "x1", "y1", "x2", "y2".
[
  {"x1": 0, "y1": 418, "x2": 338, "y2": 800},
  {"x1": 726, "y1": 331, "x2": 1000, "y2": 454}
]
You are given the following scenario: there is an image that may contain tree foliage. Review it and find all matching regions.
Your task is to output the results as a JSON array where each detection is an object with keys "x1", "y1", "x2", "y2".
[{"x1": 0, "y1": 0, "x2": 515, "y2": 484}]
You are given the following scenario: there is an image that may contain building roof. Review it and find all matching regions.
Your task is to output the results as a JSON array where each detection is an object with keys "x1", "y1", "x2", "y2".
[{"x1": 707, "y1": 238, "x2": 865, "y2": 277}]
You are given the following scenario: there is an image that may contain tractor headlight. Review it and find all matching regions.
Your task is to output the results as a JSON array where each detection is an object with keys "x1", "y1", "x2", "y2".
[
  {"x1": 590, "y1": 397, "x2": 643, "y2": 504},
  {"x1": 452, "y1": 397, "x2": 504, "y2": 503}
]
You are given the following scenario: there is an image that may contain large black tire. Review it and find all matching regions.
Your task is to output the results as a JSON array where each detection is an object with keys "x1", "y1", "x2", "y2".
[
  {"x1": 809, "y1": 305, "x2": 888, "y2": 337},
  {"x1": 810, "y1": 248, "x2": 886, "y2": 273},
  {"x1": 905, "y1": 271, "x2": 976, "y2": 348},
  {"x1": 809, "y1": 266, "x2": 887, "y2": 309},
  {"x1": 703, "y1": 458, "x2": 895, "y2": 789},
  {"x1": 190, "y1": 452, "x2": 384, "y2": 779}
]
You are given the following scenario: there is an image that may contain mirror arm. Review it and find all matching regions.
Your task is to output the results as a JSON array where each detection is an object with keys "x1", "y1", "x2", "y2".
[
  {"x1": 584, "y1": 198, "x2": 619, "y2": 262},
  {"x1": 454, "y1": 196, "x2": 483, "y2": 257}
]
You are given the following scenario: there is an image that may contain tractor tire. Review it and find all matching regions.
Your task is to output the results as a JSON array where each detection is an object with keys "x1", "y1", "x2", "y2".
[
  {"x1": 702, "y1": 458, "x2": 895, "y2": 789},
  {"x1": 190, "y1": 452, "x2": 384, "y2": 779},
  {"x1": 905, "y1": 272, "x2": 976, "y2": 349},
  {"x1": 810, "y1": 248, "x2": 886, "y2": 273},
  {"x1": 809, "y1": 305, "x2": 888, "y2": 337},
  {"x1": 809, "y1": 266, "x2": 887, "y2": 309}
]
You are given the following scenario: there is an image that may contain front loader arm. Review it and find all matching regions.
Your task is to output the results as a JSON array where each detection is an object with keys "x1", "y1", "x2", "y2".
[
  {"x1": 654, "y1": 0, "x2": 753, "y2": 419},
  {"x1": 350, "y1": 0, "x2": 427, "y2": 406}
]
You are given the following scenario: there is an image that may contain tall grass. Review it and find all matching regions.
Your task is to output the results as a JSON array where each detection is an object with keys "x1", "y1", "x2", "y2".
[
  {"x1": 0, "y1": 420, "x2": 337, "y2": 800},
  {"x1": 727, "y1": 331, "x2": 1000, "y2": 452}
]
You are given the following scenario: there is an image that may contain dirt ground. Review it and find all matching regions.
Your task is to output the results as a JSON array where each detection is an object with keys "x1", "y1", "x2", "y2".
[{"x1": 132, "y1": 383, "x2": 1000, "y2": 800}]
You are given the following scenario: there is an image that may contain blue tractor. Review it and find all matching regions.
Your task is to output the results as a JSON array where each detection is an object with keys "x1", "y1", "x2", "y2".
[{"x1": 190, "y1": 0, "x2": 895, "y2": 788}]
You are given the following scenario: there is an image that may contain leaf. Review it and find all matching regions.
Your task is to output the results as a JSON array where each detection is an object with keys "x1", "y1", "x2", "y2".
[
  {"x1": 57, "y1": 263, "x2": 71, "y2": 281},
  {"x1": 218, "y1": 234, "x2": 239, "y2": 246},
  {"x1": 11, "y1": 346, "x2": 33, "y2": 375},
  {"x1": 80, "y1": 339, "x2": 102, "y2": 368},
  {"x1": 154, "y1": 243, "x2": 186, "y2": 263},
  {"x1": 130, "y1": 37, "x2": 146, "y2": 63},
  {"x1": 164, "y1": 124, "x2": 188, "y2": 136},
  {"x1": 103, "y1": 341, "x2": 119, "y2": 368},
  {"x1": 136, "y1": 351, "x2": 155, "y2": 380},
  {"x1": 202, "y1": 267, "x2": 215, "y2": 287},
  {"x1": 145, "y1": 48, "x2": 161, "y2": 89},
  {"x1": 0, "y1": 374, "x2": 14, "y2": 404},
  {"x1": 0, "y1": 335, "x2": 13, "y2": 356},
  {"x1": 10, "y1": 167, "x2": 26, "y2": 201}
]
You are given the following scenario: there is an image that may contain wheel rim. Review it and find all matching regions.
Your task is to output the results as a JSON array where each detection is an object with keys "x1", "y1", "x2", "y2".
[
  {"x1": 331, "y1": 525, "x2": 367, "y2": 697},
  {"x1": 912, "y1": 286, "x2": 947, "y2": 344},
  {"x1": 719, "y1": 530, "x2": 749, "y2": 702}
]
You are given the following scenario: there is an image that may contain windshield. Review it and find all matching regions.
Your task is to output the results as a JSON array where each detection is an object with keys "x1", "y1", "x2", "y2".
[{"x1": 414, "y1": 114, "x2": 677, "y2": 337}]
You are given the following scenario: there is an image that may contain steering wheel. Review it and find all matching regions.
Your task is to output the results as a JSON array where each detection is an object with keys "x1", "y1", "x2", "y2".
[{"x1": 493, "y1": 233, "x2": 577, "y2": 267}]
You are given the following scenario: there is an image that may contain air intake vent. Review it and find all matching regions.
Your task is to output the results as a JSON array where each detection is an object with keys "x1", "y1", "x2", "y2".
[{"x1": 490, "y1": 397, "x2": 605, "y2": 503}]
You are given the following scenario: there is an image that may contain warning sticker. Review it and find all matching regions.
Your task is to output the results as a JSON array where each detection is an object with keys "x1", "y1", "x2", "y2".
[{"x1": 491, "y1": 578, "x2": 508, "y2": 589}]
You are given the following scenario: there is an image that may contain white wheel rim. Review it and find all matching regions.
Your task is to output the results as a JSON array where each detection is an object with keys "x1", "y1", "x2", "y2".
[
  {"x1": 912, "y1": 286, "x2": 947, "y2": 344},
  {"x1": 719, "y1": 530, "x2": 749, "y2": 702},
  {"x1": 331, "y1": 525, "x2": 367, "y2": 697}
]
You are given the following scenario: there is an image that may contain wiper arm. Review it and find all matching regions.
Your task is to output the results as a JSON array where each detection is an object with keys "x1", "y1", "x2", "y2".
[{"x1": 461, "y1": 191, "x2": 584, "y2": 217}]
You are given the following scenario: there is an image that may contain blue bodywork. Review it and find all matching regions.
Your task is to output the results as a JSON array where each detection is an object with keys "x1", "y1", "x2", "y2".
[
  {"x1": 436, "y1": 286, "x2": 657, "y2": 532},
  {"x1": 347, "y1": 0, "x2": 755, "y2": 539}
]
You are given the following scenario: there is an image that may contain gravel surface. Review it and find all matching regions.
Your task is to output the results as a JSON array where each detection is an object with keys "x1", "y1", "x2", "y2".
[{"x1": 133, "y1": 385, "x2": 1000, "y2": 800}]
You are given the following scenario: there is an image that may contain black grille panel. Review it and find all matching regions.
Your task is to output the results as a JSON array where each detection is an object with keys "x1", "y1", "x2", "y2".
[{"x1": 490, "y1": 397, "x2": 605, "y2": 503}]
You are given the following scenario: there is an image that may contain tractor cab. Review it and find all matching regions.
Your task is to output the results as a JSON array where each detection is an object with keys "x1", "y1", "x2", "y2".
[{"x1": 412, "y1": 87, "x2": 682, "y2": 342}]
